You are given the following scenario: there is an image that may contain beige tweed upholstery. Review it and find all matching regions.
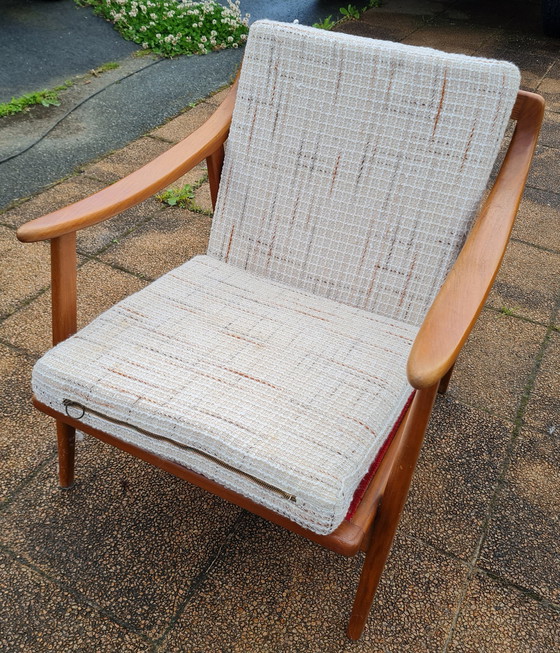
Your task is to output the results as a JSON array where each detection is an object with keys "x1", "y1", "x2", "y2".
[
  {"x1": 33, "y1": 22, "x2": 520, "y2": 534},
  {"x1": 33, "y1": 256, "x2": 417, "y2": 534},
  {"x1": 209, "y1": 20, "x2": 520, "y2": 324}
]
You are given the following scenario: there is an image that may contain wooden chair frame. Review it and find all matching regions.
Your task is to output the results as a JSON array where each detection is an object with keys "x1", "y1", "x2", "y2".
[{"x1": 17, "y1": 81, "x2": 544, "y2": 639}]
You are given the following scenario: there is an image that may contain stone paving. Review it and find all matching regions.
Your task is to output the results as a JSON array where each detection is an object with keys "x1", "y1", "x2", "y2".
[{"x1": 1, "y1": 1, "x2": 559, "y2": 651}]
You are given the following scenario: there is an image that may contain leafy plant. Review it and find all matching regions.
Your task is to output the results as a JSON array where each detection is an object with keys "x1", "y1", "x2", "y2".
[
  {"x1": 340, "y1": 4, "x2": 360, "y2": 20},
  {"x1": 312, "y1": 15, "x2": 336, "y2": 30},
  {"x1": 499, "y1": 306, "x2": 515, "y2": 316},
  {"x1": 366, "y1": 0, "x2": 381, "y2": 7},
  {"x1": 0, "y1": 89, "x2": 61, "y2": 117},
  {"x1": 157, "y1": 183, "x2": 195, "y2": 207},
  {"x1": 76, "y1": 0, "x2": 249, "y2": 58}
]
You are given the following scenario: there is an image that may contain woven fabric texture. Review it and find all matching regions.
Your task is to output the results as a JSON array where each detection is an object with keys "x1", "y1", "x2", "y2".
[
  {"x1": 208, "y1": 20, "x2": 520, "y2": 325},
  {"x1": 33, "y1": 256, "x2": 417, "y2": 534}
]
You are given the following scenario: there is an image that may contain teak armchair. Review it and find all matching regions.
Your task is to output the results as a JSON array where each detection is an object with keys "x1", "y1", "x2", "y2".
[{"x1": 17, "y1": 21, "x2": 543, "y2": 639}]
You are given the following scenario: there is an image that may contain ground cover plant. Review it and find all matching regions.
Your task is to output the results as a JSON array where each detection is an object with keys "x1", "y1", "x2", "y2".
[
  {"x1": 77, "y1": 0, "x2": 249, "y2": 57},
  {"x1": 313, "y1": 1, "x2": 380, "y2": 30}
]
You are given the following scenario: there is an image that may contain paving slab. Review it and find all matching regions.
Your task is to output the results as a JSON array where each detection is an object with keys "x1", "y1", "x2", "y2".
[
  {"x1": 81, "y1": 137, "x2": 175, "y2": 185},
  {"x1": 98, "y1": 207, "x2": 212, "y2": 281},
  {"x1": 0, "y1": 226, "x2": 50, "y2": 320},
  {"x1": 0, "y1": 260, "x2": 147, "y2": 356},
  {"x1": 0, "y1": 176, "x2": 107, "y2": 230},
  {"x1": 401, "y1": 399, "x2": 512, "y2": 561},
  {"x1": 403, "y1": 22, "x2": 500, "y2": 55},
  {"x1": 0, "y1": 436, "x2": 242, "y2": 639},
  {"x1": 527, "y1": 144, "x2": 560, "y2": 193},
  {"x1": 161, "y1": 518, "x2": 467, "y2": 652},
  {"x1": 0, "y1": 345, "x2": 56, "y2": 503},
  {"x1": 524, "y1": 332, "x2": 560, "y2": 432},
  {"x1": 512, "y1": 187, "x2": 560, "y2": 252},
  {"x1": 478, "y1": 427, "x2": 560, "y2": 603},
  {"x1": 487, "y1": 240, "x2": 560, "y2": 324},
  {"x1": 537, "y1": 60, "x2": 560, "y2": 111},
  {"x1": 447, "y1": 571, "x2": 560, "y2": 652},
  {"x1": 76, "y1": 197, "x2": 165, "y2": 257},
  {"x1": 0, "y1": 549, "x2": 153, "y2": 653},
  {"x1": 539, "y1": 110, "x2": 560, "y2": 148},
  {"x1": 445, "y1": 309, "x2": 546, "y2": 422}
]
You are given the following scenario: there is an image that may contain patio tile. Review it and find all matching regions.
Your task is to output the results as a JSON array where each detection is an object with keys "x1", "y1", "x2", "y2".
[
  {"x1": 0, "y1": 225, "x2": 50, "y2": 320},
  {"x1": 336, "y1": 14, "x2": 422, "y2": 42},
  {"x1": 524, "y1": 332, "x2": 560, "y2": 433},
  {"x1": 360, "y1": 8, "x2": 428, "y2": 40},
  {"x1": 99, "y1": 208, "x2": 211, "y2": 281},
  {"x1": 80, "y1": 137, "x2": 170, "y2": 185},
  {"x1": 537, "y1": 60, "x2": 560, "y2": 112},
  {"x1": 487, "y1": 240, "x2": 560, "y2": 324},
  {"x1": 478, "y1": 427, "x2": 560, "y2": 603},
  {"x1": 447, "y1": 571, "x2": 560, "y2": 652},
  {"x1": 0, "y1": 436, "x2": 241, "y2": 639},
  {"x1": 0, "y1": 176, "x2": 105, "y2": 230},
  {"x1": 0, "y1": 344, "x2": 56, "y2": 503},
  {"x1": 150, "y1": 101, "x2": 219, "y2": 144},
  {"x1": 513, "y1": 187, "x2": 560, "y2": 252},
  {"x1": 192, "y1": 180, "x2": 213, "y2": 215},
  {"x1": 372, "y1": 0, "x2": 450, "y2": 17},
  {"x1": 401, "y1": 400, "x2": 511, "y2": 561},
  {"x1": 76, "y1": 198, "x2": 164, "y2": 257},
  {"x1": 402, "y1": 23, "x2": 499, "y2": 55},
  {"x1": 474, "y1": 43, "x2": 557, "y2": 91},
  {"x1": 0, "y1": 260, "x2": 147, "y2": 356},
  {"x1": 161, "y1": 516, "x2": 467, "y2": 652},
  {"x1": 445, "y1": 310, "x2": 546, "y2": 422},
  {"x1": 441, "y1": 0, "x2": 515, "y2": 28},
  {"x1": 538, "y1": 110, "x2": 560, "y2": 149},
  {"x1": 0, "y1": 549, "x2": 153, "y2": 653},
  {"x1": 207, "y1": 86, "x2": 233, "y2": 107},
  {"x1": 527, "y1": 144, "x2": 560, "y2": 194}
]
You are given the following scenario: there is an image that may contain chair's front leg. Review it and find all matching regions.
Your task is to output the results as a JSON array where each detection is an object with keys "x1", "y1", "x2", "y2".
[
  {"x1": 347, "y1": 384, "x2": 438, "y2": 640},
  {"x1": 51, "y1": 233, "x2": 78, "y2": 488},
  {"x1": 57, "y1": 421, "x2": 76, "y2": 488}
]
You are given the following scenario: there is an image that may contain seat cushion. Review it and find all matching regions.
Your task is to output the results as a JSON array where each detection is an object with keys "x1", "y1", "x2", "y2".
[{"x1": 33, "y1": 255, "x2": 417, "y2": 534}]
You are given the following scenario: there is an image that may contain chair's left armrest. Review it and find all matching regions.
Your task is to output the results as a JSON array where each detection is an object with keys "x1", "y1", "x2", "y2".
[
  {"x1": 17, "y1": 80, "x2": 237, "y2": 243},
  {"x1": 407, "y1": 90, "x2": 545, "y2": 390}
]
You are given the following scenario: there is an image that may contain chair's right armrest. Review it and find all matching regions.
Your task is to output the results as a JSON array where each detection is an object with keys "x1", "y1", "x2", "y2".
[
  {"x1": 17, "y1": 80, "x2": 238, "y2": 243},
  {"x1": 407, "y1": 90, "x2": 545, "y2": 390}
]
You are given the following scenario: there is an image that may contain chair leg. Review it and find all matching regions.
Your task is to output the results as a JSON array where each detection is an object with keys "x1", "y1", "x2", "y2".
[
  {"x1": 347, "y1": 384, "x2": 438, "y2": 640},
  {"x1": 56, "y1": 420, "x2": 75, "y2": 488},
  {"x1": 347, "y1": 497, "x2": 403, "y2": 640},
  {"x1": 437, "y1": 362, "x2": 455, "y2": 395}
]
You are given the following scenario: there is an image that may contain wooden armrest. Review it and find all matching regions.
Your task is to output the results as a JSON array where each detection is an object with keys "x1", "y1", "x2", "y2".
[
  {"x1": 407, "y1": 90, "x2": 545, "y2": 389},
  {"x1": 16, "y1": 80, "x2": 238, "y2": 243}
]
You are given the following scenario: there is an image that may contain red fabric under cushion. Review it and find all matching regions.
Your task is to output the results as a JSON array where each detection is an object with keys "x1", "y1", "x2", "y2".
[{"x1": 345, "y1": 392, "x2": 415, "y2": 520}]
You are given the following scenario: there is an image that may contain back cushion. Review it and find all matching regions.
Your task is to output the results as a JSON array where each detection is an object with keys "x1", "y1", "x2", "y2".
[{"x1": 208, "y1": 20, "x2": 519, "y2": 325}]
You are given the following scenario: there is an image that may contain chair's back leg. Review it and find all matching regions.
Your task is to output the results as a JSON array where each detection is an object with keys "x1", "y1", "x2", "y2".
[
  {"x1": 437, "y1": 362, "x2": 455, "y2": 395},
  {"x1": 206, "y1": 145, "x2": 225, "y2": 210},
  {"x1": 347, "y1": 384, "x2": 438, "y2": 640}
]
